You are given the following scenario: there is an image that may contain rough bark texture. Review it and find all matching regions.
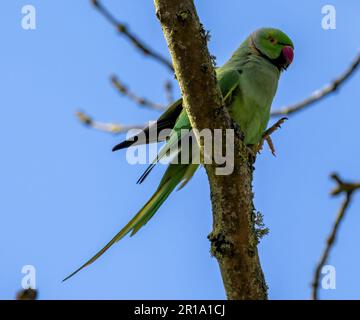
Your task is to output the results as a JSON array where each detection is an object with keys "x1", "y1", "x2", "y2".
[{"x1": 153, "y1": 0, "x2": 267, "y2": 299}]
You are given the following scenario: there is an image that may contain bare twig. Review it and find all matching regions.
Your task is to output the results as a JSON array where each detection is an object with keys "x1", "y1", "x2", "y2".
[
  {"x1": 311, "y1": 173, "x2": 360, "y2": 300},
  {"x1": 164, "y1": 80, "x2": 175, "y2": 104},
  {"x1": 272, "y1": 53, "x2": 360, "y2": 117},
  {"x1": 91, "y1": 0, "x2": 173, "y2": 72},
  {"x1": 76, "y1": 111, "x2": 144, "y2": 134},
  {"x1": 111, "y1": 75, "x2": 166, "y2": 111}
]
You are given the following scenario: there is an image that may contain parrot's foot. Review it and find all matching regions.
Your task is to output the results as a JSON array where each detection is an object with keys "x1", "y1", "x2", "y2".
[{"x1": 256, "y1": 117, "x2": 288, "y2": 156}]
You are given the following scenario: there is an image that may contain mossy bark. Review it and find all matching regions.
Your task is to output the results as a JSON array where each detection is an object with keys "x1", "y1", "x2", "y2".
[{"x1": 153, "y1": 0, "x2": 267, "y2": 300}]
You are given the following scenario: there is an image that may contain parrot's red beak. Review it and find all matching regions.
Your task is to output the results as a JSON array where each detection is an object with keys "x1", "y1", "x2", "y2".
[{"x1": 282, "y1": 46, "x2": 294, "y2": 66}]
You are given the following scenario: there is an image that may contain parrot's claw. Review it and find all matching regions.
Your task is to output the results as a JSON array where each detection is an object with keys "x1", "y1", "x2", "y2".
[
  {"x1": 265, "y1": 136, "x2": 276, "y2": 156},
  {"x1": 257, "y1": 117, "x2": 288, "y2": 157}
]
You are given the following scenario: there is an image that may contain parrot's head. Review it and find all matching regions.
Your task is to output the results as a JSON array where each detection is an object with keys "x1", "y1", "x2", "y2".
[{"x1": 252, "y1": 28, "x2": 294, "y2": 71}]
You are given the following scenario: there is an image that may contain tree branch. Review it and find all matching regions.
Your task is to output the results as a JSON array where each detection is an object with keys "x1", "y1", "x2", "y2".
[
  {"x1": 311, "y1": 173, "x2": 360, "y2": 300},
  {"x1": 76, "y1": 111, "x2": 144, "y2": 134},
  {"x1": 91, "y1": 0, "x2": 173, "y2": 72},
  {"x1": 271, "y1": 52, "x2": 360, "y2": 117},
  {"x1": 111, "y1": 75, "x2": 166, "y2": 111},
  {"x1": 154, "y1": 0, "x2": 267, "y2": 299}
]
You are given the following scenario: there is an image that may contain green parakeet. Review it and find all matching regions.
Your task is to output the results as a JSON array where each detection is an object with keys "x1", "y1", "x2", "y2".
[{"x1": 64, "y1": 27, "x2": 294, "y2": 281}]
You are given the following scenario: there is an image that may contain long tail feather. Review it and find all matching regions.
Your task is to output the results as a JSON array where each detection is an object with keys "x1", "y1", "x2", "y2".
[{"x1": 63, "y1": 164, "x2": 189, "y2": 282}]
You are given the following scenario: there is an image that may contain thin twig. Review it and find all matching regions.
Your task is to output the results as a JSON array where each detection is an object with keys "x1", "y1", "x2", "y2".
[
  {"x1": 91, "y1": 0, "x2": 173, "y2": 72},
  {"x1": 311, "y1": 173, "x2": 360, "y2": 300},
  {"x1": 111, "y1": 75, "x2": 166, "y2": 111},
  {"x1": 164, "y1": 80, "x2": 174, "y2": 104},
  {"x1": 272, "y1": 53, "x2": 360, "y2": 117},
  {"x1": 76, "y1": 111, "x2": 144, "y2": 134}
]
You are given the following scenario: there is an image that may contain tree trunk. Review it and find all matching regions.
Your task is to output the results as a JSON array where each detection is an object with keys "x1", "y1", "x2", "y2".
[{"x1": 153, "y1": 0, "x2": 267, "y2": 299}]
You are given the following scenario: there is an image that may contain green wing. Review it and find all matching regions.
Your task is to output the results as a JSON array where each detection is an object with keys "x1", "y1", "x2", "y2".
[
  {"x1": 112, "y1": 99, "x2": 183, "y2": 151},
  {"x1": 217, "y1": 68, "x2": 241, "y2": 104}
]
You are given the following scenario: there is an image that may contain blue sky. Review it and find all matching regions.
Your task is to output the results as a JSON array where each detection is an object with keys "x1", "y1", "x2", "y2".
[{"x1": 1, "y1": 0, "x2": 359, "y2": 299}]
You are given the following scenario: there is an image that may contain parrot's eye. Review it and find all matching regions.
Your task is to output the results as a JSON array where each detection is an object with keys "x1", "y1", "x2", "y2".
[{"x1": 269, "y1": 37, "x2": 277, "y2": 44}]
